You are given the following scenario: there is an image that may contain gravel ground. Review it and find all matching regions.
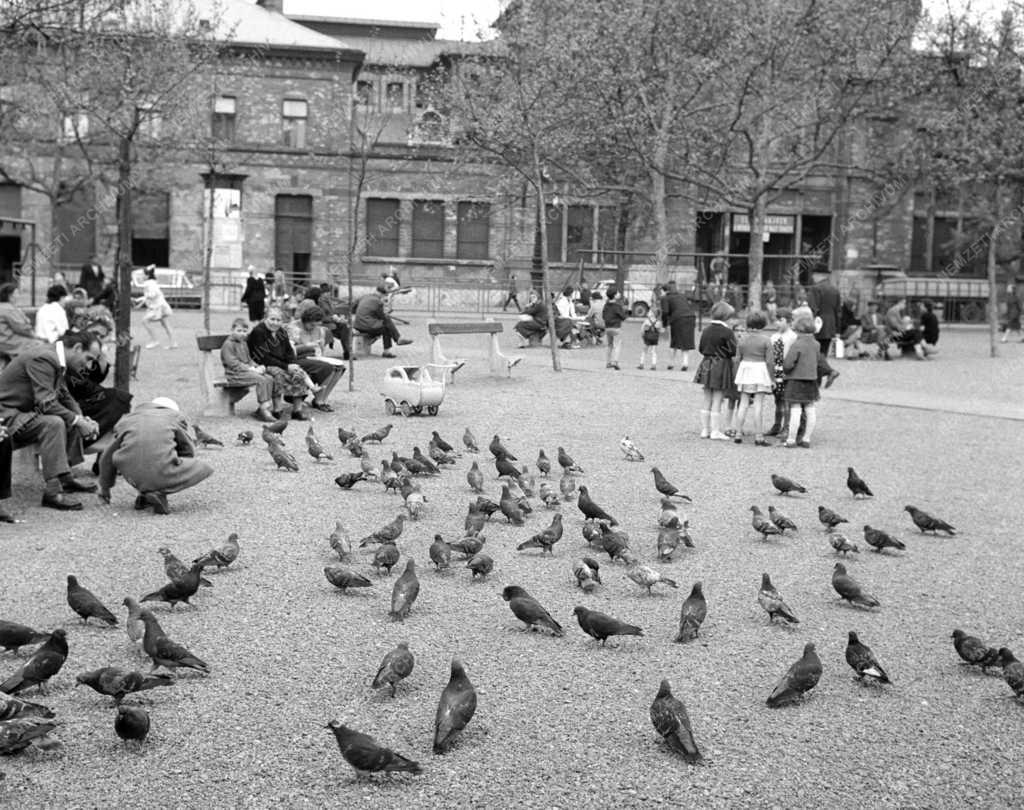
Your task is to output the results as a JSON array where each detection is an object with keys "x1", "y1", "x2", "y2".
[{"x1": 1, "y1": 312, "x2": 1023, "y2": 808}]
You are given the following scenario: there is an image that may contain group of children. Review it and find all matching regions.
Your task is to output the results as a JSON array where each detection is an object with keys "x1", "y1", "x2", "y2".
[{"x1": 695, "y1": 302, "x2": 838, "y2": 448}]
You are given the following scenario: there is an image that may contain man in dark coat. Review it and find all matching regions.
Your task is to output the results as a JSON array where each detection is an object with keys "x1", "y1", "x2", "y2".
[
  {"x1": 240, "y1": 265, "x2": 266, "y2": 323},
  {"x1": 97, "y1": 398, "x2": 213, "y2": 515},
  {"x1": 808, "y1": 272, "x2": 841, "y2": 356},
  {"x1": 352, "y1": 284, "x2": 412, "y2": 358},
  {"x1": 0, "y1": 332, "x2": 101, "y2": 510},
  {"x1": 77, "y1": 256, "x2": 105, "y2": 303}
]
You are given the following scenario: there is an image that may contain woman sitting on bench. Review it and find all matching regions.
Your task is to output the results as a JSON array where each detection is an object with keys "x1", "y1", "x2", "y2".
[
  {"x1": 247, "y1": 306, "x2": 314, "y2": 420},
  {"x1": 287, "y1": 306, "x2": 346, "y2": 413}
]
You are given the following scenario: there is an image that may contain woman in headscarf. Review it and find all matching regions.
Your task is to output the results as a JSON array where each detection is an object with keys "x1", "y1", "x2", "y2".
[{"x1": 246, "y1": 305, "x2": 312, "y2": 419}]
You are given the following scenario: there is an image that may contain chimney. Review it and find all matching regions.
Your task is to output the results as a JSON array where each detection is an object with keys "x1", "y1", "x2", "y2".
[{"x1": 256, "y1": 0, "x2": 284, "y2": 14}]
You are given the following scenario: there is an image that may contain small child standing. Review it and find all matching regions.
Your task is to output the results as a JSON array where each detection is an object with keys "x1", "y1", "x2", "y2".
[
  {"x1": 782, "y1": 316, "x2": 821, "y2": 448},
  {"x1": 766, "y1": 308, "x2": 796, "y2": 436},
  {"x1": 637, "y1": 308, "x2": 662, "y2": 370},
  {"x1": 694, "y1": 301, "x2": 737, "y2": 439},
  {"x1": 732, "y1": 311, "x2": 774, "y2": 445},
  {"x1": 601, "y1": 285, "x2": 627, "y2": 370}
]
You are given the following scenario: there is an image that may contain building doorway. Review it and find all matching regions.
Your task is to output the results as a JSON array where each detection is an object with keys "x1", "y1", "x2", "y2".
[
  {"x1": 0, "y1": 235, "x2": 20, "y2": 284},
  {"x1": 275, "y1": 195, "x2": 312, "y2": 288},
  {"x1": 132, "y1": 190, "x2": 170, "y2": 268}
]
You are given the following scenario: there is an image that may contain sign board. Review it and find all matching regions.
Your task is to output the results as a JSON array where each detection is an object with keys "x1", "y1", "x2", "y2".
[{"x1": 731, "y1": 214, "x2": 795, "y2": 234}]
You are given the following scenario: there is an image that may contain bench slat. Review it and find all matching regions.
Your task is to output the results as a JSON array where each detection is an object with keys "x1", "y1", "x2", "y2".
[{"x1": 428, "y1": 321, "x2": 503, "y2": 336}]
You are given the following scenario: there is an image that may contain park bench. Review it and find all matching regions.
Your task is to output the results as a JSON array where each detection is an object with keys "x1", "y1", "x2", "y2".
[
  {"x1": 196, "y1": 334, "x2": 255, "y2": 417},
  {"x1": 427, "y1": 320, "x2": 523, "y2": 379},
  {"x1": 14, "y1": 432, "x2": 115, "y2": 478}
]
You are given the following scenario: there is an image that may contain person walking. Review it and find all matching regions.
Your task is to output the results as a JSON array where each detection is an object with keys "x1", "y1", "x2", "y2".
[
  {"x1": 660, "y1": 280, "x2": 696, "y2": 371},
  {"x1": 1001, "y1": 284, "x2": 1022, "y2": 342},
  {"x1": 77, "y1": 256, "x2": 105, "y2": 304},
  {"x1": 502, "y1": 271, "x2": 521, "y2": 312},
  {"x1": 601, "y1": 285, "x2": 627, "y2": 370},
  {"x1": 134, "y1": 265, "x2": 177, "y2": 349},
  {"x1": 808, "y1": 271, "x2": 841, "y2": 358}
]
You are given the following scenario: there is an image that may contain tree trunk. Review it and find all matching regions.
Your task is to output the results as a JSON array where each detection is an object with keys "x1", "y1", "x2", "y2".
[
  {"x1": 202, "y1": 167, "x2": 215, "y2": 336},
  {"x1": 615, "y1": 200, "x2": 629, "y2": 293},
  {"x1": 747, "y1": 196, "x2": 767, "y2": 311},
  {"x1": 534, "y1": 151, "x2": 560, "y2": 372},
  {"x1": 113, "y1": 135, "x2": 133, "y2": 393},
  {"x1": 650, "y1": 167, "x2": 669, "y2": 286},
  {"x1": 988, "y1": 179, "x2": 1002, "y2": 358}
]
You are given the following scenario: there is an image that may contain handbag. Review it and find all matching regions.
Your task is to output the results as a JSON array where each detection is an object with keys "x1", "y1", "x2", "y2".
[{"x1": 834, "y1": 336, "x2": 845, "y2": 359}]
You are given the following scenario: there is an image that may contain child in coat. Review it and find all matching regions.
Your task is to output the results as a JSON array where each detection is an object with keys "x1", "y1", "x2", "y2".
[
  {"x1": 781, "y1": 316, "x2": 821, "y2": 448},
  {"x1": 694, "y1": 301, "x2": 737, "y2": 439},
  {"x1": 637, "y1": 308, "x2": 662, "y2": 370},
  {"x1": 601, "y1": 286, "x2": 628, "y2": 370},
  {"x1": 220, "y1": 318, "x2": 278, "y2": 422}
]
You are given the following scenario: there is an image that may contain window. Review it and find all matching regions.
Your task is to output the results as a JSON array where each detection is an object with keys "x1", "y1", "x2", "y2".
[
  {"x1": 355, "y1": 80, "x2": 375, "y2": 109},
  {"x1": 386, "y1": 81, "x2": 405, "y2": 112},
  {"x1": 546, "y1": 203, "x2": 614, "y2": 263},
  {"x1": 565, "y1": 205, "x2": 594, "y2": 264},
  {"x1": 54, "y1": 186, "x2": 95, "y2": 266},
  {"x1": 457, "y1": 202, "x2": 490, "y2": 259},
  {"x1": 212, "y1": 95, "x2": 236, "y2": 141},
  {"x1": 61, "y1": 111, "x2": 88, "y2": 142},
  {"x1": 412, "y1": 200, "x2": 444, "y2": 258},
  {"x1": 545, "y1": 204, "x2": 563, "y2": 263},
  {"x1": 132, "y1": 190, "x2": 170, "y2": 267},
  {"x1": 282, "y1": 98, "x2": 307, "y2": 148},
  {"x1": 275, "y1": 195, "x2": 313, "y2": 287},
  {"x1": 202, "y1": 175, "x2": 245, "y2": 268},
  {"x1": 137, "y1": 101, "x2": 161, "y2": 141},
  {"x1": 411, "y1": 110, "x2": 446, "y2": 145},
  {"x1": 365, "y1": 198, "x2": 400, "y2": 257}
]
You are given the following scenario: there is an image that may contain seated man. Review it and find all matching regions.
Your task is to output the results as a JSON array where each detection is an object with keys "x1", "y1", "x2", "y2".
[
  {"x1": 885, "y1": 298, "x2": 925, "y2": 359},
  {"x1": 352, "y1": 284, "x2": 413, "y2": 359},
  {"x1": 0, "y1": 332, "x2": 101, "y2": 510},
  {"x1": 859, "y1": 301, "x2": 889, "y2": 357},
  {"x1": 98, "y1": 397, "x2": 213, "y2": 515},
  {"x1": 513, "y1": 289, "x2": 548, "y2": 346},
  {"x1": 553, "y1": 286, "x2": 581, "y2": 347}
]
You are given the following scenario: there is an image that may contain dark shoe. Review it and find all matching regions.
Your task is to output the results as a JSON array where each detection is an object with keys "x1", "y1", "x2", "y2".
[
  {"x1": 733, "y1": 436, "x2": 743, "y2": 444},
  {"x1": 312, "y1": 402, "x2": 334, "y2": 412},
  {"x1": 91, "y1": 459, "x2": 100, "y2": 476},
  {"x1": 612, "y1": 363, "x2": 620, "y2": 370},
  {"x1": 0, "y1": 508, "x2": 17, "y2": 523},
  {"x1": 396, "y1": 338, "x2": 413, "y2": 346},
  {"x1": 382, "y1": 351, "x2": 397, "y2": 358},
  {"x1": 134, "y1": 495, "x2": 149, "y2": 511},
  {"x1": 681, "y1": 366, "x2": 688, "y2": 372},
  {"x1": 755, "y1": 438, "x2": 769, "y2": 447},
  {"x1": 255, "y1": 409, "x2": 275, "y2": 423},
  {"x1": 292, "y1": 408, "x2": 310, "y2": 421},
  {"x1": 62, "y1": 477, "x2": 97, "y2": 494},
  {"x1": 666, "y1": 365, "x2": 674, "y2": 370},
  {"x1": 42, "y1": 492, "x2": 83, "y2": 511},
  {"x1": 824, "y1": 370, "x2": 840, "y2": 389},
  {"x1": 144, "y1": 492, "x2": 169, "y2": 515},
  {"x1": 765, "y1": 425, "x2": 780, "y2": 437},
  {"x1": 797, "y1": 440, "x2": 811, "y2": 449}
]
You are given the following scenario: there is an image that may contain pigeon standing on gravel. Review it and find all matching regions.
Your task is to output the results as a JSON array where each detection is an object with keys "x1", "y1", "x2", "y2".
[
  {"x1": 372, "y1": 642, "x2": 414, "y2": 697},
  {"x1": 327, "y1": 721, "x2": 422, "y2": 778},
  {"x1": 573, "y1": 606, "x2": 643, "y2": 646},
  {"x1": 334, "y1": 472, "x2": 365, "y2": 490},
  {"x1": 829, "y1": 533, "x2": 859, "y2": 556},
  {"x1": 832, "y1": 563, "x2": 880, "y2": 609},
  {"x1": 951, "y1": 629, "x2": 1000, "y2": 672},
  {"x1": 674, "y1": 582, "x2": 707, "y2": 643},
  {"x1": 192, "y1": 423, "x2": 223, "y2": 448},
  {"x1": 657, "y1": 526, "x2": 681, "y2": 561},
  {"x1": 845, "y1": 631, "x2": 891, "y2": 683},
  {"x1": 863, "y1": 525, "x2": 906, "y2": 554},
  {"x1": 66, "y1": 576, "x2": 118, "y2": 626},
  {"x1": 140, "y1": 611, "x2": 209, "y2": 674},
  {"x1": 76, "y1": 667, "x2": 174, "y2": 704},
  {"x1": 337, "y1": 426, "x2": 357, "y2": 445},
  {"x1": 766, "y1": 643, "x2": 822, "y2": 707},
  {"x1": 0, "y1": 718, "x2": 61, "y2": 754},
  {"x1": 658, "y1": 498, "x2": 681, "y2": 528},
  {"x1": 518, "y1": 514, "x2": 563, "y2": 556},
  {"x1": 501, "y1": 586, "x2": 563, "y2": 636},
  {"x1": 771, "y1": 474, "x2": 806, "y2": 495},
  {"x1": 650, "y1": 679, "x2": 703, "y2": 764},
  {"x1": 141, "y1": 563, "x2": 207, "y2": 610},
  {"x1": 489, "y1": 435, "x2": 516, "y2": 460},
  {"x1": 997, "y1": 649, "x2": 1024, "y2": 699},
  {"x1": 359, "y1": 514, "x2": 406, "y2": 547},
  {"x1": 818, "y1": 505, "x2": 849, "y2": 531},
  {"x1": 494, "y1": 453, "x2": 522, "y2": 481},
  {"x1": 0, "y1": 694, "x2": 54, "y2": 720},
  {"x1": 389, "y1": 559, "x2": 420, "y2": 621},
  {"x1": 536, "y1": 449, "x2": 551, "y2": 476},
  {"x1": 620, "y1": 436, "x2": 645, "y2": 461},
  {"x1": 466, "y1": 461, "x2": 485, "y2": 493},
  {"x1": 750, "y1": 506, "x2": 782, "y2": 540},
  {"x1": 430, "y1": 431, "x2": 455, "y2": 454},
  {"x1": 466, "y1": 552, "x2": 494, "y2": 579},
  {"x1": 433, "y1": 658, "x2": 477, "y2": 754},
  {"x1": 499, "y1": 485, "x2": 525, "y2": 525},
  {"x1": 373, "y1": 543, "x2": 401, "y2": 576},
  {"x1": 572, "y1": 558, "x2": 602, "y2": 593},
  {"x1": 114, "y1": 706, "x2": 150, "y2": 747},
  {"x1": 324, "y1": 566, "x2": 372, "y2": 593},
  {"x1": 846, "y1": 467, "x2": 873, "y2": 498},
  {"x1": 651, "y1": 467, "x2": 690, "y2": 501},
  {"x1": 193, "y1": 533, "x2": 240, "y2": 571},
  {"x1": 559, "y1": 472, "x2": 577, "y2": 502},
  {"x1": 538, "y1": 481, "x2": 560, "y2": 508},
  {"x1": 236, "y1": 430, "x2": 254, "y2": 446},
  {"x1": 757, "y1": 573, "x2": 799, "y2": 625},
  {"x1": 361, "y1": 424, "x2": 393, "y2": 444},
  {"x1": 0, "y1": 630, "x2": 68, "y2": 695},
  {"x1": 578, "y1": 486, "x2": 618, "y2": 525},
  {"x1": 767, "y1": 506, "x2": 797, "y2": 534},
  {"x1": 306, "y1": 424, "x2": 333, "y2": 462},
  {"x1": 904, "y1": 505, "x2": 956, "y2": 535},
  {"x1": 597, "y1": 523, "x2": 631, "y2": 562},
  {"x1": 122, "y1": 598, "x2": 147, "y2": 649},
  {"x1": 428, "y1": 535, "x2": 452, "y2": 571},
  {"x1": 624, "y1": 555, "x2": 678, "y2": 595},
  {"x1": 463, "y1": 428, "x2": 479, "y2": 453},
  {"x1": 267, "y1": 441, "x2": 299, "y2": 471},
  {"x1": 557, "y1": 447, "x2": 584, "y2": 474},
  {"x1": 0, "y1": 622, "x2": 49, "y2": 655}
]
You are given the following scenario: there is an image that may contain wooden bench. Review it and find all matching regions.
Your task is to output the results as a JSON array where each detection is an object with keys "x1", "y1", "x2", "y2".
[
  {"x1": 428, "y1": 321, "x2": 523, "y2": 379},
  {"x1": 14, "y1": 431, "x2": 115, "y2": 478},
  {"x1": 353, "y1": 331, "x2": 378, "y2": 357},
  {"x1": 196, "y1": 334, "x2": 255, "y2": 417}
]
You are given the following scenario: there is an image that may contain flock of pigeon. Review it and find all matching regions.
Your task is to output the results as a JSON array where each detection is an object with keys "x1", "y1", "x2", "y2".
[{"x1": 2, "y1": 419, "x2": 1022, "y2": 782}]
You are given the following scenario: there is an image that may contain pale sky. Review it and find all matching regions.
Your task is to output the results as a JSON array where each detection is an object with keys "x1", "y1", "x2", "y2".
[{"x1": 282, "y1": 0, "x2": 506, "y2": 40}]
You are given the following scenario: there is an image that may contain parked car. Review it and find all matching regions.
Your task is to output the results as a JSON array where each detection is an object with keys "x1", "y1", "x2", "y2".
[
  {"x1": 590, "y1": 279, "x2": 655, "y2": 317},
  {"x1": 130, "y1": 267, "x2": 202, "y2": 309}
]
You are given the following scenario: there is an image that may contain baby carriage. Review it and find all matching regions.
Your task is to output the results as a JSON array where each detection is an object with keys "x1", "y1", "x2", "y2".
[{"x1": 380, "y1": 363, "x2": 451, "y2": 417}]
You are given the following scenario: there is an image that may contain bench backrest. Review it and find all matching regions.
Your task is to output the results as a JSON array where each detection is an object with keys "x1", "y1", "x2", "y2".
[
  {"x1": 427, "y1": 321, "x2": 502, "y2": 336},
  {"x1": 196, "y1": 334, "x2": 230, "y2": 352}
]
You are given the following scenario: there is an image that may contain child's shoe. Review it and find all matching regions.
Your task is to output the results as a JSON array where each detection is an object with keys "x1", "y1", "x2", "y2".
[
  {"x1": 798, "y1": 440, "x2": 811, "y2": 448},
  {"x1": 754, "y1": 435, "x2": 769, "y2": 446}
]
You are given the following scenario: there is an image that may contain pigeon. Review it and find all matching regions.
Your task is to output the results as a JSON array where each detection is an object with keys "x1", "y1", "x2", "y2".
[
  {"x1": 624, "y1": 556, "x2": 678, "y2": 595},
  {"x1": 904, "y1": 505, "x2": 956, "y2": 535},
  {"x1": 462, "y1": 428, "x2": 479, "y2": 453},
  {"x1": 66, "y1": 575, "x2": 118, "y2": 626},
  {"x1": 193, "y1": 533, "x2": 241, "y2": 571},
  {"x1": 498, "y1": 485, "x2": 525, "y2": 525},
  {"x1": 324, "y1": 565, "x2": 372, "y2": 592},
  {"x1": 845, "y1": 631, "x2": 890, "y2": 683},
  {"x1": 466, "y1": 461, "x2": 485, "y2": 493},
  {"x1": 450, "y1": 533, "x2": 486, "y2": 559},
  {"x1": 346, "y1": 437, "x2": 364, "y2": 458},
  {"x1": 678, "y1": 520, "x2": 694, "y2": 549},
  {"x1": 428, "y1": 535, "x2": 452, "y2": 571},
  {"x1": 262, "y1": 416, "x2": 289, "y2": 444},
  {"x1": 597, "y1": 523, "x2": 631, "y2": 562},
  {"x1": 657, "y1": 526, "x2": 681, "y2": 561},
  {"x1": 573, "y1": 606, "x2": 643, "y2": 645},
  {"x1": 466, "y1": 552, "x2": 494, "y2": 579},
  {"x1": 658, "y1": 497, "x2": 681, "y2": 528},
  {"x1": 582, "y1": 521, "x2": 604, "y2": 548},
  {"x1": 650, "y1": 679, "x2": 703, "y2": 764},
  {"x1": 404, "y1": 489, "x2": 426, "y2": 521},
  {"x1": 326, "y1": 721, "x2": 422, "y2": 778},
  {"x1": 771, "y1": 474, "x2": 806, "y2": 495},
  {"x1": 757, "y1": 573, "x2": 799, "y2": 624},
  {"x1": 337, "y1": 426, "x2": 357, "y2": 445},
  {"x1": 0, "y1": 630, "x2": 68, "y2": 695},
  {"x1": 141, "y1": 563, "x2": 207, "y2": 609},
  {"x1": 863, "y1": 525, "x2": 906, "y2": 554},
  {"x1": 158, "y1": 547, "x2": 190, "y2": 582},
  {"x1": 464, "y1": 505, "x2": 487, "y2": 535},
  {"x1": 494, "y1": 453, "x2": 522, "y2": 481},
  {"x1": 0, "y1": 694, "x2": 54, "y2": 720},
  {"x1": 76, "y1": 667, "x2": 174, "y2": 704},
  {"x1": 473, "y1": 496, "x2": 500, "y2": 518},
  {"x1": 359, "y1": 514, "x2": 406, "y2": 547},
  {"x1": 267, "y1": 442, "x2": 299, "y2": 471},
  {"x1": 412, "y1": 447, "x2": 440, "y2": 475},
  {"x1": 951, "y1": 629, "x2": 1000, "y2": 672},
  {"x1": 373, "y1": 542, "x2": 401, "y2": 576},
  {"x1": 0, "y1": 621, "x2": 49, "y2": 655},
  {"x1": 767, "y1": 506, "x2": 797, "y2": 534},
  {"x1": 829, "y1": 533, "x2": 859, "y2": 556},
  {"x1": 114, "y1": 705, "x2": 150, "y2": 746},
  {"x1": 766, "y1": 642, "x2": 822, "y2": 707},
  {"x1": 502, "y1": 585, "x2": 563, "y2": 636},
  {"x1": 489, "y1": 435, "x2": 515, "y2": 460},
  {"x1": 674, "y1": 582, "x2": 706, "y2": 643},
  {"x1": 361, "y1": 424, "x2": 393, "y2": 444},
  {"x1": 428, "y1": 443, "x2": 457, "y2": 465},
  {"x1": 389, "y1": 559, "x2": 420, "y2": 621},
  {"x1": 334, "y1": 471, "x2": 365, "y2": 490},
  {"x1": 750, "y1": 506, "x2": 782, "y2": 540},
  {"x1": 372, "y1": 642, "x2": 414, "y2": 697},
  {"x1": 0, "y1": 717, "x2": 61, "y2": 754},
  {"x1": 140, "y1": 610, "x2": 209, "y2": 674},
  {"x1": 536, "y1": 449, "x2": 551, "y2": 476},
  {"x1": 359, "y1": 452, "x2": 378, "y2": 480},
  {"x1": 559, "y1": 472, "x2": 577, "y2": 501},
  {"x1": 380, "y1": 462, "x2": 400, "y2": 492},
  {"x1": 430, "y1": 431, "x2": 455, "y2": 454},
  {"x1": 572, "y1": 558, "x2": 602, "y2": 593},
  {"x1": 236, "y1": 430, "x2": 254, "y2": 446},
  {"x1": 122, "y1": 598, "x2": 148, "y2": 649},
  {"x1": 651, "y1": 467, "x2": 690, "y2": 502},
  {"x1": 193, "y1": 423, "x2": 223, "y2": 447},
  {"x1": 997, "y1": 648, "x2": 1024, "y2": 699},
  {"x1": 832, "y1": 562, "x2": 880, "y2": 608},
  {"x1": 434, "y1": 658, "x2": 477, "y2": 754},
  {"x1": 846, "y1": 467, "x2": 873, "y2": 498},
  {"x1": 306, "y1": 424, "x2": 333, "y2": 462},
  {"x1": 518, "y1": 466, "x2": 536, "y2": 497},
  {"x1": 518, "y1": 514, "x2": 563, "y2": 556},
  {"x1": 818, "y1": 505, "x2": 849, "y2": 531},
  {"x1": 578, "y1": 485, "x2": 617, "y2": 525},
  {"x1": 538, "y1": 481, "x2": 560, "y2": 508},
  {"x1": 620, "y1": 436, "x2": 644, "y2": 461},
  {"x1": 557, "y1": 446, "x2": 584, "y2": 474}
]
